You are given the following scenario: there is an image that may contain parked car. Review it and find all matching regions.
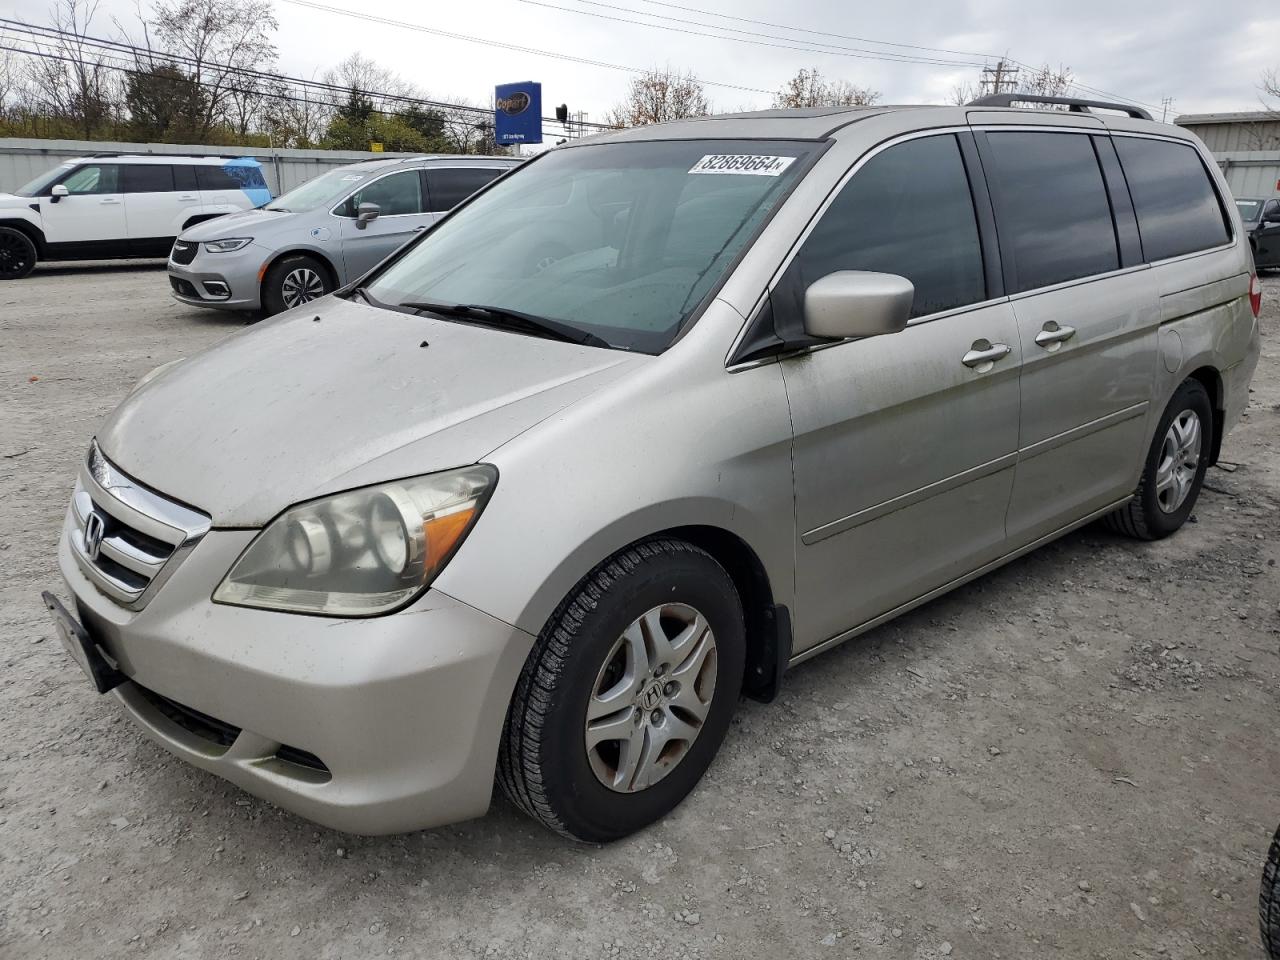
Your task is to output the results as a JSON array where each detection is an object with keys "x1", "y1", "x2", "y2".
[
  {"x1": 45, "y1": 97, "x2": 1261, "y2": 842},
  {"x1": 166, "y1": 155, "x2": 519, "y2": 315},
  {"x1": 0, "y1": 155, "x2": 270, "y2": 279},
  {"x1": 1236, "y1": 197, "x2": 1280, "y2": 270}
]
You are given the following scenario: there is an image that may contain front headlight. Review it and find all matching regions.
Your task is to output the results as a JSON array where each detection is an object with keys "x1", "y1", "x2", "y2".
[
  {"x1": 204, "y1": 237, "x2": 253, "y2": 253},
  {"x1": 213, "y1": 465, "x2": 496, "y2": 616}
]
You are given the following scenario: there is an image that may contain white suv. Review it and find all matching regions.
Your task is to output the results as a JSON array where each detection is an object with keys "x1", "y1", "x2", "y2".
[{"x1": 0, "y1": 154, "x2": 271, "y2": 279}]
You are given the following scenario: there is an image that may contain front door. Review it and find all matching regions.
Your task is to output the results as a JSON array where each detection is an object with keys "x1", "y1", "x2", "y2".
[
  {"x1": 779, "y1": 133, "x2": 1021, "y2": 652},
  {"x1": 977, "y1": 130, "x2": 1157, "y2": 546},
  {"x1": 39, "y1": 163, "x2": 127, "y2": 252},
  {"x1": 336, "y1": 169, "x2": 433, "y2": 281}
]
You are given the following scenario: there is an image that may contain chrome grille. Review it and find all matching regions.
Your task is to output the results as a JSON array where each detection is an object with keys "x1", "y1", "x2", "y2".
[{"x1": 66, "y1": 442, "x2": 211, "y2": 610}]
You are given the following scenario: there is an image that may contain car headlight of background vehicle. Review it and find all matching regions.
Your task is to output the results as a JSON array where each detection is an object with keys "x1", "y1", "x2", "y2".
[
  {"x1": 213, "y1": 465, "x2": 496, "y2": 616},
  {"x1": 204, "y1": 237, "x2": 253, "y2": 253}
]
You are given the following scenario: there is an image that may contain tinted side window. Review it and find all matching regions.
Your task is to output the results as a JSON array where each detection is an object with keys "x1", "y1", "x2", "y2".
[
  {"x1": 785, "y1": 134, "x2": 985, "y2": 320},
  {"x1": 339, "y1": 170, "x2": 424, "y2": 217},
  {"x1": 1115, "y1": 137, "x2": 1230, "y2": 261},
  {"x1": 984, "y1": 132, "x2": 1119, "y2": 293},
  {"x1": 122, "y1": 164, "x2": 174, "y2": 193},
  {"x1": 196, "y1": 165, "x2": 243, "y2": 191},
  {"x1": 173, "y1": 165, "x2": 198, "y2": 191},
  {"x1": 60, "y1": 163, "x2": 119, "y2": 195},
  {"x1": 426, "y1": 168, "x2": 504, "y2": 212}
]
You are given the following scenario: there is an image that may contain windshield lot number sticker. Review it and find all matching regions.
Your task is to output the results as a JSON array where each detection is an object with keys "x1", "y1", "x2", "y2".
[{"x1": 688, "y1": 154, "x2": 796, "y2": 176}]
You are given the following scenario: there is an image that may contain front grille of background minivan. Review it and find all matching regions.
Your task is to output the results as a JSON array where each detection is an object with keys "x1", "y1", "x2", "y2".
[
  {"x1": 169, "y1": 240, "x2": 197, "y2": 265},
  {"x1": 67, "y1": 442, "x2": 211, "y2": 610}
]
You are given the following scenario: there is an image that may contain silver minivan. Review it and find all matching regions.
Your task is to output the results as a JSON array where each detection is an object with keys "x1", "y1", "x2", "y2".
[
  {"x1": 47, "y1": 97, "x2": 1262, "y2": 842},
  {"x1": 167, "y1": 155, "x2": 518, "y2": 314}
]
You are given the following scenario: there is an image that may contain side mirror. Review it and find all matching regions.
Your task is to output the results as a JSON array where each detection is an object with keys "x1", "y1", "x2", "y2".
[
  {"x1": 50, "y1": 184, "x2": 69, "y2": 203},
  {"x1": 803, "y1": 271, "x2": 914, "y2": 340},
  {"x1": 355, "y1": 202, "x2": 381, "y2": 229},
  {"x1": 1264, "y1": 207, "x2": 1280, "y2": 224}
]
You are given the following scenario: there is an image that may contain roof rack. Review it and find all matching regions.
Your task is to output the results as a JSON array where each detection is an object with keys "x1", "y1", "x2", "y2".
[
  {"x1": 966, "y1": 93, "x2": 1153, "y2": 121},
  {"x1": 85, "y1": 152, "x2": 258, "y2": 160}
]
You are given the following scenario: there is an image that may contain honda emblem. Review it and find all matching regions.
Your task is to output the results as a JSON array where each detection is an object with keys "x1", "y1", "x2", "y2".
[{"x1": 84, "y1": 511, "x2": 106, "y2": 560}]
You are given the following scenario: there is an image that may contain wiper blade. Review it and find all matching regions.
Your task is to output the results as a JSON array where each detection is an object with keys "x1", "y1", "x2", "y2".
[{"x1": 399, "y1": 301, "x2": 610, "y2": 348}]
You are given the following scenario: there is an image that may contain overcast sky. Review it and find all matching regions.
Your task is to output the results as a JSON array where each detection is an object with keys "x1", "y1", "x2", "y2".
[{"x1": 5, "y1": 0, "x2": 1279, "y2": 125}]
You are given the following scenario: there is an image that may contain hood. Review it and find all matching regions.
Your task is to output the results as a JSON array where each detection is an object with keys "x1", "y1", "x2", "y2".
[
  {"x1": 0, "y1": 192, "x2": 32, "y2": 210},
  {"x1": 179, "y1": 207, "x2": 295, "y2": 241},
  {"x1": 97, "y1": 297, "x2": 645, "y2": 525}
]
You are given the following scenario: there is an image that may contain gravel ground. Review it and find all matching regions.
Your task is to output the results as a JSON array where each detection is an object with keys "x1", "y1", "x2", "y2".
[{"x1": 2, "y1": 262, "x2": 1279, "y2": 960}]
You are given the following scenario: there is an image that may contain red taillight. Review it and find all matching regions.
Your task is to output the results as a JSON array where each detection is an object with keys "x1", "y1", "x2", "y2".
[{"x1": 1249, "y1": 273, "x2": 1263, "y2": 318}]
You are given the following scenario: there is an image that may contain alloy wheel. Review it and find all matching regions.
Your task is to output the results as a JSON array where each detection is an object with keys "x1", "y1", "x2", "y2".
[
  {"x1": 280, "y1": 267, "x2": 325, "y2": 308},
  {"x1": 585, "y1": 603, "x2": 718, "y2": 793},
  {"x1": 1155, "y1": 409, "x2": 1202, "y2": 513},
  {"x1": 0, "y1": 231, "x2": 33, "y2": 278}
]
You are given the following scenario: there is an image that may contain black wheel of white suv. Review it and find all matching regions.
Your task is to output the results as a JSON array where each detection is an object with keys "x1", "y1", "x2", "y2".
[
  {"x1": 498, "y1": 538, "x2": 745, "y2": 842},
  {"x1": 1263, "y1": 824, "x2": 1280, "y2": 959},
  {"x1": 0, "y1": 226, "x2": 37, "y2": 280},
  {"x1": 1106, "y1": 377, "x2": 1214, "y2": 540},
  {"x1": 261, "y1": 254, "x2": 332, "y2": 316}
]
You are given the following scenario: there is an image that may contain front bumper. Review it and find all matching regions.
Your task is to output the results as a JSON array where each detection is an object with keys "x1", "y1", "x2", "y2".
[
  {"x1": 56, "y1": 517, "x2": 535, "y2": 834},
  {"x1": 167, "y1": 241, "x2": 268, "y2": 311}
]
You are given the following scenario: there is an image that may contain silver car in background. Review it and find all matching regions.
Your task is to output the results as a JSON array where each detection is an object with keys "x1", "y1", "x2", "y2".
[
  {"x1": 49, "y1": 98, "x2": 1261, "y2": 843},
  {"x1": 167, "y1": 155, "x2": 519, "y2": 314}
]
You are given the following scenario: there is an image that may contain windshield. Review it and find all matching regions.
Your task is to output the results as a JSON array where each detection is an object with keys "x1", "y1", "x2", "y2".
[
  {"x1": 362, "y1": 139, "x2": 815, "y2": 353},
  {"x1": 266, "y1": 165, "x2": 378, "y2": 212},
  {"x1": 14, "y1": 162, "x2": 75, "y2": 197},
  {"x1": 1236, "y1": 199, "x2": 1262, "y2": 221}
]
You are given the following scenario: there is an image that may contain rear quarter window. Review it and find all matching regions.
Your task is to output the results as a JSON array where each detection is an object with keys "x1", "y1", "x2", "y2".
[
  {"x1": 1114, "y1": 137, "x2": 1230, "y2": 262},
  {"x1": 425, "y1": 167, "x2": 505, "y2": 212},
  {"x1": 196, "y1": 164, "x2": 266, "y2": 191}
]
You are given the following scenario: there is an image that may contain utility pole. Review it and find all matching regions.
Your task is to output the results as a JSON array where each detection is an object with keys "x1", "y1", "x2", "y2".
[
  {"x1": 981, "y1": 58, "x2": 1019, "y2": 97},
  {"x1": 1160, "y1": 97, "x2": 1174, "y2": 123}
]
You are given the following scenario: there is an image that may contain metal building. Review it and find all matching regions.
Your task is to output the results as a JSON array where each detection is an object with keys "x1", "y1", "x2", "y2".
[{"x1": 1175, "y1": 111, "x2": 1280, "y2": 201}]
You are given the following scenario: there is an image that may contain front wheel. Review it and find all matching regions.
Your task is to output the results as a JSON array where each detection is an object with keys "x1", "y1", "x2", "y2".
[
  {"x1": 1262, "y1": 825, "x2": 1280, "y2": 959},
  {"x1": 261, "y1": 254, "x2": 332, "y2": 316},
  {"x1": 1106, "y1": 377, "x2": 1214, "y2": 540},
  {"x1": 0, "y1": 226, "x2": 37, "y2": 280},
  {"x1": 498, "y1": 539, "x2": 745, "y2": 842}
]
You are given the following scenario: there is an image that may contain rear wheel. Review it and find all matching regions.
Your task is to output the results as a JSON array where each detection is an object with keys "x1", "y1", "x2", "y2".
[
  {"x1": 261, "y1": 254, "x2": 332, "y2": 316},
  {"x1": 0, "y1": 226, "x2": 37, "y2": 280},
  {"x1": 498, "y1": 538, "x2": 744, "y2": 842},
  {"x1": 1105, "y1": 378, "x2": 1213, "y2": 540}
]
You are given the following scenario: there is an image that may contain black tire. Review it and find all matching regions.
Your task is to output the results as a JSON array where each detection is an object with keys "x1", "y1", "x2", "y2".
[
  {"x1": 0, "y1": 225, "x2": 38, "y2": 280},
  {"x1": 498, "y1": 538, "x2": 745, "y2": 842},
  {"x1": 1105, "y1": 378, "x2": 1214, "y2": 540},
  {"x1": 260, "y1": 254, "x2": 332, "y2": 316},
  {"x1": 1262, "y1": 825, "x2": 1280, "y2": 959}
]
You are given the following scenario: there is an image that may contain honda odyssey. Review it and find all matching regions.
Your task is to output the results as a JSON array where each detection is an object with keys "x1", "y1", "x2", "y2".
[{"x1": 46, "y1": 96, "x2": 1262, "y2": 842}]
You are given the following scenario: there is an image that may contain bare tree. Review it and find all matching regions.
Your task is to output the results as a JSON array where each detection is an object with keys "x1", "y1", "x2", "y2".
[
  {"x1": 20, "y1": 0, "x2": 122, "y2": 138},
  {"x1": 146, "y1": 0, "x2": 277, "y2": 138},
  {"x1": 606, "y1": 67, "x2": 711, "y2": 127},
  {"x1": 322, "y1": 52, "x2": 418, "y2": 112},
  {"x1": 773, "y1": 68, "x2": 878, "y2": 109},
  {"x1": 1020, "y1": 63, "x2": 1074, "y2": 98}
]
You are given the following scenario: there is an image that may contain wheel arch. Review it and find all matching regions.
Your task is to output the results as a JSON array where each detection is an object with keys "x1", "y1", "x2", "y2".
[
  {"x1": 0, "y1": 218, "x2": 46, "y2": 255},
  {"x1": 1185, "y1": 365, "x2": 1225, "y2": 465},
  {"x1": 261, "y1": 247, "x2": 341, "y2": 288}
]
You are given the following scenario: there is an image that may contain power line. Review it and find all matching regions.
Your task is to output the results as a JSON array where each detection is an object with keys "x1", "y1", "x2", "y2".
[
  {"x1": 1, "y1": 18, "x2": 619, "y2": 130},
  {"x1": 273, "y1": 0, "x2": 776, "y2": 96},
  {"x1": 517, "y1": 0, "x2": 987, "y2": 67}
]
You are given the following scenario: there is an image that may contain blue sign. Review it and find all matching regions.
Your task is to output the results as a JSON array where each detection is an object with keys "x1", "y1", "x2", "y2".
[{"x1": 495, "y1": 81, "x2": 542, "y2": 145}]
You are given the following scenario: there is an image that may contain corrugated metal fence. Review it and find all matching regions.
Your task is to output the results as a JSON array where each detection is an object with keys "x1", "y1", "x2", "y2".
[
  {"x1": 1213, "y1": 152, "x2": 1280, "y2": 201},
  {"x1": 0, "y1": 137, "x2": 419, "y2": 195}
]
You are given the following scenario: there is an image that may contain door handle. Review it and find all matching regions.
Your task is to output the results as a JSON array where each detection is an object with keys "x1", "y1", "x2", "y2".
[
  {"x1": 177, "y1": 193, "x2": 198, "y2": 201},
  {"x1": 413, "y1": 225, "x2": 428, "y2": 232},
  {"x1": 1034, "y1": 321, "x2": 1076, "y2": 350},
  {"x1": 961, "y1": 340, "x2": 1011, "y2": 370},
  {"x1": 99, "y1": 197, "x2": 121, "y2": 205}
]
